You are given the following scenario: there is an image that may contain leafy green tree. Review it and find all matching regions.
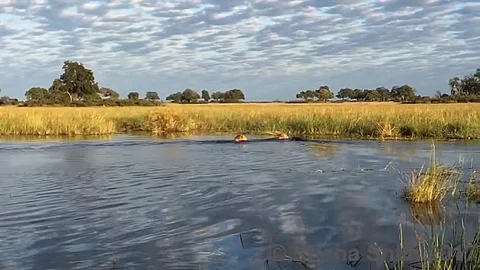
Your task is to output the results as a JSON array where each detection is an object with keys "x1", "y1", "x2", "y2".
[
  {"x1": 316, "y1": 87, "x2": 334, "y2": 101},
  {"x1": 336, "y1": 88, "x2": 354, "y2": 99},
  {"x1": 166, "y1": 92, "x2": 183, "y2": 102},
  {"x1": 145, "y1": 91, "x2": 160, "y2": 101},
  {"x1": 49, "y1": 90, "x2": 71, "y2": 104},
  {"x1": 211, "y1": 91, "x2": 224, "y2": 101},
  {"x1": 365, "y1": 90, "x2": 381, "y2": 101},
  {"x1": 448, "y1": 69, "x2": 480, "y2": 96},
  {"x1": 83, "y1": 93, "x2": 102, "y2": 103},
  {"x1": 181, "y1": 89, "x2": 200, "y2": 103},
  {"x1": 224, "y1": 89, "x2": 245, "y2": 101},
  {"x1": 25, "y1": 87, "x2": 49, "y2": 101},
  {"x1": 100, "y1": 87, "x2": 120, "y2": 99},
  {"x1": 49, "y1": 79, "x2": 66, "y2": 93},
  {"x1": 391, "y1": 85, "x2": 416, "y2": 101},
  {"x1": 54, "y1": 60, "x2": 100, "y2": 102},
  {"x1": 449, "y1": 77, "x2": 462, "y2": 96},
  {"x1": 201, "y1": 89, "x2": 210, "y2": 102},
  {"x1": 376, "y1": 87, "x2": 391, "y2": 101},
  {"x1": 127, "y1": 92, "x2": 140, "y2": 100},
  {"x1": 460, "y1": 75, "x2": 480, "y2": 95},
  {"x1": 475, "y1": 68, "x2": 480, "y2": 79},
  {"x1": 296, "y1": 90, "x2": 316, "y2": 101},
  {"x1": 352, "y1": 89, "x2": 367, "y2": 101}
]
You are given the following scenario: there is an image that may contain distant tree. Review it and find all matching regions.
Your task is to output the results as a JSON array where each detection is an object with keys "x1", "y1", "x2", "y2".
[
  {"x1": 224, "y1": 89, "x2": 245, "y2": 101},
  {"x1": 201, "y1": 89, "x2": 210, "y2": 102},
  {"x1": 336, "y1": 88, "x2": 354, "y2": 99},
  {"x1": 100, "y1": 87, "x2": 120, "y2": 99},
  {"x1": 374, "y1": 87, "x2": 391, "y2": 101},
  {"x1": 449, "y1": 77, "x2": 462, "y2": 96},
  {"x1": 316, "y1": 86, "x2": 334, "y2": 102},
  {"x1": 296, "y1": 90, "x2": 316, "y2": 101},
  {"x1": 127, "y1": 92, "x2": 140, "y2": 100},
  {"x1": 391, "y1": 85, "x2": 416, "y2": 101},
  {"x1": 48, "y1": 89, "x2": 70, "y2": 104},
  {"x1": 166, "y1": 92, "x2": 183, "y2": 102},
  {"x1": 448, "y1": 68, "x2": 480, "y2": 96},
  {"x1": 0, "y1": 95, "x2": 9, "y2": 102},
  {"x1": 48, "y1": 78, "x2": 67, "y2": 93},
  {"x1": 475, "y1": 68, "x2": 480, "y2": 79},
  {"x1": 53, "y1": 60, "x2": 100, "y2": 102},
  {"x1": 25, "y1": 87, "x2": 49, "y2": 101},
  {"x1": 145, "y1": 91, "x2": 160, "y2": 101},
  {"x1": 181, "y1": 89, "x2": 200, "y2": 103},
  {"x1": 435, "y1": 91, "x2": 443, "y2": 98},
  {"x1": 83, "y1": 93, "x2": 103, "y2": 103},
  {"x1": 365, "y1": 90, "x2": 381, "y2": 101},
  {"x1": 460, "y1": 72, "x2": 480, "y2": 95},
  {"x1": 351, "y1": 89, "x2": 367, "y2": 101},
  {"x1": 211, "y1": 91, "x2": 225, "y2": 101}
]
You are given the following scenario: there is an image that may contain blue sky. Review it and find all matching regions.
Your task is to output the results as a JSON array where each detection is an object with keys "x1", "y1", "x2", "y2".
[{"x1": 1, "y1": 0, "x2": 479, "y2": 101}]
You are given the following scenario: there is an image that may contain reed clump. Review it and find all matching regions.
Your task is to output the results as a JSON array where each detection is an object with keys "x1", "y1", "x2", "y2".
[
  {"x1": 1, "y1": 103, "x2": 480, "y2": 139},
  {"x1": 466, "y1": 169, "x2": 480, "y2": 200},
  {"x1": 401, "y1": 144, "x2": 462, "y2": 203},
  {"x1": 387, "y1": 220, "x2": 480, "y2": 270}
]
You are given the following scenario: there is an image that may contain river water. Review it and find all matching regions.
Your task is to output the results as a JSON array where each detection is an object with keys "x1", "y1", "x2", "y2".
[{"x1": 0, "y1": 135, "x2": 479, "y2": 270}]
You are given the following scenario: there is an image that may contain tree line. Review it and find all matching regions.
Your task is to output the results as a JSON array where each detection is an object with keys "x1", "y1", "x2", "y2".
[
  {"x1": 0, "y1": 60, "x2": 246, "y2": 107},
  {"x1": 165, "y1": 88, "x2": 245, "y2": 103},
  {"x1": 295, "y1": 85, "x2": 416, "y2": 102},
  {"x1": 294, "y1": 68, "x2": 480, "y2": 103},
  {"x1": 1, "y1": 61, "x2": 479, "y2": 106},
  {"x1": 8, "y1": 60, "x2": 164, "y2": 107}
]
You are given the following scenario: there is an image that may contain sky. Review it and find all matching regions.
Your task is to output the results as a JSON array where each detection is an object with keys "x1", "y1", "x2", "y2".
[{"x1": 0, "y1": 0, "x2": 479, "y2": 101}]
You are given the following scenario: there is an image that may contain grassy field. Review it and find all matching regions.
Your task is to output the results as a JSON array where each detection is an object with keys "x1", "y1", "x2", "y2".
[{"x1": 0, "y1": 103, "x2": 480, "y2": 139}]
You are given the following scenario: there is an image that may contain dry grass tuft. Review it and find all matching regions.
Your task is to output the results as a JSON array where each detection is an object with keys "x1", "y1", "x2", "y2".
[
  {"x1": 401, "y1": 143, "x2": 461, "y2": 203},
  {"x1": 144, "y1": 108, "x2": 198, "y2": 134}
]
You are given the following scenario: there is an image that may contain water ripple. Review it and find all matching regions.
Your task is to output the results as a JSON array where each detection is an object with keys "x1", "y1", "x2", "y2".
[{"x1": 0, "y1": 136, "x2": 479, "y2": 270}]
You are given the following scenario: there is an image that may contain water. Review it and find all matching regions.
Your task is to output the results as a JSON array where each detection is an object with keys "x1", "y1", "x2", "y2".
[{"x1": 0, "y1": 135, "x2": 480, "y2": 270}]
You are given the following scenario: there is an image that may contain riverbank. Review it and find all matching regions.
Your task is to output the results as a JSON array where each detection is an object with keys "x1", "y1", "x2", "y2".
[{"x1": 1, "y1": 103, "x2": 479, "y2": 140}]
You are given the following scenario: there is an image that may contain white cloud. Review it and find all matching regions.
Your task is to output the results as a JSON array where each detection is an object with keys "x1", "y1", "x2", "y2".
[{"x1": 0, "y1": 0, "x2": 479, "y2": 100}]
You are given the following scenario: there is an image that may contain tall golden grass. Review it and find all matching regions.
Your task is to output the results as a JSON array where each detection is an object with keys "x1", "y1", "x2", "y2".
[{"x1": 1, "y1": 103, "x2": 480, "y2": 139}]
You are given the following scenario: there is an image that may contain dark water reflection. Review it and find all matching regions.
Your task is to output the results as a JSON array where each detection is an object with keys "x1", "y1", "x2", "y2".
[{"x1": 1, "y1": 135, "x2": 480, "y2": 270}]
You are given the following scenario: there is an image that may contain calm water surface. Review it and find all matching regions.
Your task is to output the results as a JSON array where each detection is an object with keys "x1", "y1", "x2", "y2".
[{"x1": 1, "y1": 135, "x2": 480, "y2": 270}]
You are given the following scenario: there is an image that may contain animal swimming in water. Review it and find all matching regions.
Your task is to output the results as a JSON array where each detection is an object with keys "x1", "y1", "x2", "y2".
[
  {"x1": 234, "y1": 134, "x2": 248, "y2": 142},
  {"x1": 264, "y1": 131, "x2": 289, "y2": 140},
  {"x1": 234, "y1": 132, "x2": 308, "y2": 143},
  {"x1": 276, "y1": 133, "x2": 289, "y2": 140}
]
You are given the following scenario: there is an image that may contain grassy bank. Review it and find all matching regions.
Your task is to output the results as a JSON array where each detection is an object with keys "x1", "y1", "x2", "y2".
[{"x1": 1, "y1": 103, "x2": 480, "y2": 139}]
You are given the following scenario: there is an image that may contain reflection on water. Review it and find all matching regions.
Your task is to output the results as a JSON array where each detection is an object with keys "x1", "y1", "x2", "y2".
[
  {"x1": 307, "y1": 143, "x2": 337, "y2": 158},
  {"x1": 378, "y1": 143, "x2": 418, "y2": 162},
  {"x1": 409, "y1": 202, "x2": 446, "y2": 226},
  {"x1": 0, "y1": 136, "x2": 479, "y2": 269}
]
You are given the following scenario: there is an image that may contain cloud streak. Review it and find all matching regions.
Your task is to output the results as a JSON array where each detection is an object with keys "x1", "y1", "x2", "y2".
[{"x1": 1, "y1": 0, "x2": 479, "y2": 100}]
